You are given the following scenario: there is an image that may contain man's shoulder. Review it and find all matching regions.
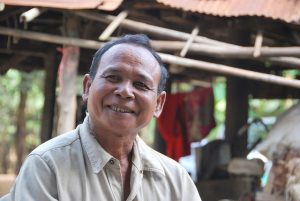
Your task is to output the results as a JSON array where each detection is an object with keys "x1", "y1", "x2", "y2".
[
  {"x1": 151, "y1": 148, "x2": 186, "y2": 172},
  {"x1": 138, "y1": 138, "x2": 186, "y2": 174},
  {"x1": 30, "y1": 127, "x2": 80, "y2": 157}
]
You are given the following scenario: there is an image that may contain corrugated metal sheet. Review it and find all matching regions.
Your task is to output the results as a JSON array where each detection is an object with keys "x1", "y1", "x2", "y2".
[
  {"x1": 1, "y1": 0, "x2": 123, "y2": 10},
  {"x1": 157, "y1": 0, "x2": 300, "y2": 23}
]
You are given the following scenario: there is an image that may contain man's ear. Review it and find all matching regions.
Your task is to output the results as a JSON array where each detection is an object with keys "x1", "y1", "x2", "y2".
[
  {"x1": 82, "y1": 74, "x2": 92, "y2": 103},
  {"x1": 154, "y1": 91, "x2": 166, "y2": 118}
]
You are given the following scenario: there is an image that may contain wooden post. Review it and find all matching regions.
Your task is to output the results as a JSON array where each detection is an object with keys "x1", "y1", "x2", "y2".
[
  {"x1": 14, "y1": 73, "x2": 30, "y2": 173},
  {"x1": 225, "y1": 77, "x2": 249, "y2": 157},
  {"x1": 56, "y1": 16, "x2": 80, "y2": 135},
  {"x1": 40, "y1": 51, "x2": 58, "y2": 142},
  {"x1": 224, "y1": 31, "x2": 250, "y2": 158}
]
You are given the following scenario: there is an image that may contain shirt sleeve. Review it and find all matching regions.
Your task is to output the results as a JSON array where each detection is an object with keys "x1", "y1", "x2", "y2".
[
  {"x1": 181, "y1": 169, "x2": 202, "y2": 201},
  {"x1": 9, "y1": 154, "x2": 58, "y2": 201}
]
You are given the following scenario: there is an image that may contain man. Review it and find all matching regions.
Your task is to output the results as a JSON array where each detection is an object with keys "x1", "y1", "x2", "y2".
[{"x1": 2, "y1": 34, "x2": 202, "y2": 201}]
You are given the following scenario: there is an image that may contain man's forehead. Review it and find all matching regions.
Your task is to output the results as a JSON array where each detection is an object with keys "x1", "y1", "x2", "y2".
[{"x1": 99, "y1": 43, "x2": 160, "y2": 70}]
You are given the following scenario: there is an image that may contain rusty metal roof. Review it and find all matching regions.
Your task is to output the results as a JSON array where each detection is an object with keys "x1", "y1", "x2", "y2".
[
  {"x1": 1, "y1": 0, "x2": 123, "y2": 10},
  {"x1": 3, "y1": 0, "x2": 300, "y2": 22},
  {"x1": 157, "y1": 0, "x2": 300, "y2": 23}
]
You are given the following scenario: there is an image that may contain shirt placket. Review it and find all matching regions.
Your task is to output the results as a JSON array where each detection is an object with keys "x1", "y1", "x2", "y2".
[
  {"x1": 126, "y1": 164, "x2": 143, "y2": 201},
  {"x1": 105, "y1": 158, "x2": 123, "y2": 201}
]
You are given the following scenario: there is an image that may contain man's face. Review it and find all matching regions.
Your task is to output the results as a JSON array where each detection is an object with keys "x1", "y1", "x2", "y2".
[{"x1": 83, "y1": 44, "x2": 166, "y2": 136}]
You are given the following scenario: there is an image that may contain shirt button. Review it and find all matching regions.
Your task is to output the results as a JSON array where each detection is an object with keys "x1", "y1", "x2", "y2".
[{"x1": 109, "y1": 159, "x2": 114, "y2": 165}]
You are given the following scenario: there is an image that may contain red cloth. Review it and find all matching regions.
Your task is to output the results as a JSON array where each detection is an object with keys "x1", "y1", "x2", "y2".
[
  {"x1": 157, "y1": 93, "x2": 190, "y2": 161},
  {"x1": 157, "y1": 87, "x2": 216, "y2": 161},
  {"x1": 185, "y1": 87, "x2": 216, "y2": 140}
]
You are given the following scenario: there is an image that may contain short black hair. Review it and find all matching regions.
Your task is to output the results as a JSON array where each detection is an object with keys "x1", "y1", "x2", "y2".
[{"x1": 89, "y1": 34, "x2": 168, "y2": 93}]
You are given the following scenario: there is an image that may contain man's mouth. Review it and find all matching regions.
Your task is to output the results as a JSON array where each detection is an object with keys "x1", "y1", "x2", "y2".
[{"x1": 109, "y1": 105, "x2": 134, "y2": 114}]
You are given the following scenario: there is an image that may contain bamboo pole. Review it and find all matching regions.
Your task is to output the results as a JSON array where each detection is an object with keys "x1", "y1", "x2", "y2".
[
  {"x1": 99, "y1": 10, "x2": 128, "y2": 41},
  {"x1": 0, "y1": 27, "x2": 300, "y2": 88},
  {"x1": 159, "y1": 53, "x2": 300, "y2": 89},
  {"x1": 180, "y1": 25, "x2": 199, "y2": 57},
  {"x1": 253, "y1": 30, "x2": 263, "y2": 57},
  {"x1": 151, "y1": 42, "x2": 300, "y2": 58},
  {"x1": 72, "y1": 11, "x2": 300, "y2": 66},
  {"x1": 0, "y1": 26, "x2": 103, "y2": 49},
  {"x1": 19, "y1": 8, "x2": 47, "y2": 23},
  {"x1": 73, "y1": 10, "x2": 231, "y2": 46},
  {"x1": 1, "y1": 26, "x2": 300, "y2": 60}
]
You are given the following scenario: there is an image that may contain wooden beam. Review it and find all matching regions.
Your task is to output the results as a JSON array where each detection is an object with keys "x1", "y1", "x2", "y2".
[
  {"x1": 151, "y1": 41, "x2": 300, "y2": 59},
  {"x1": 73, "y1": 10, "x2": 230, "y2": 46},
  {"x1": 72, "y1": 11, "x2": 300, "y2": 66},
  {"x1": 180, "y1": 25, "x2": 199, "y2": 57},
  {"x1": 1, "y1": 26, "x2": 300, "y2": 74},
  {"x1": 253, "y1": 30, "x2": 263, "y2": 57},
  {"x1": 158, "y1": 53, "x2": 300, "y2": 89},
  {"x1": 0, "y1": 27, "x2": 300, "y2": 88},
  {"x1": 19, "y1": 8, "x2": 47, "y2": 23},
  {"x1": 98, "y1": 10, "x2": 128, "y2": 41},
  {"x1": 2, "y1": 27, "x2": 300, "y2": 61},
  {"x1": 0, "y1": 26, "x2": 103, "y2": 49}
]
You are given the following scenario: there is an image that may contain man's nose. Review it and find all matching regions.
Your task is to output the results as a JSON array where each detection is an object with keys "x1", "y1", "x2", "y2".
[{"x1": 114, "y1": 82, "x2": 135, "y2": 99}]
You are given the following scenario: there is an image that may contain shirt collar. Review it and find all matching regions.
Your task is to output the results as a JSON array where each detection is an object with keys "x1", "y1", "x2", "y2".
[
  {"x1": 133, "y1": 136, "x2": 165, "y2": 176},
  {"x1": 80, "y1": 116, "x2": 112, "y2": 173},
  {"x1": 80, "y1": 115, "x2": 165, "y2": 176}
]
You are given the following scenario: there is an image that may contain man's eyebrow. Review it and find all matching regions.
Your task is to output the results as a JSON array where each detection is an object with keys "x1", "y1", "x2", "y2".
[
  {"x1": 136, "y1": 73, "x2": 153, "y2": 84},
  {"x1": 100, "y1": 67, "x2": 154, "y2": 84},
  {"x1": 101, "y1": 68, "x2": 121, "y2": 75}
]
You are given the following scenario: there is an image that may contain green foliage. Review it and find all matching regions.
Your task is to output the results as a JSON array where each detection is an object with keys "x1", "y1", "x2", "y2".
[
  {"x1": 0, "y1": 70, "x2": 20, "y2": 143},
  {"x1": 249, "y1": 99, "x2": 295, "y2": 118},
  {"x1": 206, "y1": 77, "x2": 226, "y2": 141},
  {"x1": 0, "y1": 69, "x2": 44, "y2": 152},
  {"x1": 206, "y1": 77, "x2": 297, "y2": 142}
]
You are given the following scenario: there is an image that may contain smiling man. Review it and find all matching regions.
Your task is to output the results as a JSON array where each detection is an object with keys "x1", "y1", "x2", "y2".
[{"x1": 2, "y1": 34, "x2": 202, "y2": 201}]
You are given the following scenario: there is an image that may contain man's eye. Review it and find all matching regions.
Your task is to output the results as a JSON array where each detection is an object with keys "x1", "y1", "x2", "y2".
[
  {"x1": 103, "y1": 75, "x2": 120, "y2": 82},
  {"x1": 134, "y1": 82, "x2": 151, "y2": 91}
]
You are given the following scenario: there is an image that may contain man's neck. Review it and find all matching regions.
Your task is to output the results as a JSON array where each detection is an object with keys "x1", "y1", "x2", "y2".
[{"x1": 87, "y1": 116, "x2": 136, "y2": 160}]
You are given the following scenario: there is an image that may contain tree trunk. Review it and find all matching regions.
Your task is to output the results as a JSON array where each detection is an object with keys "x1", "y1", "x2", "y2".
[
  {"x1": 14, "y1": 73, "x2": 29, "y2": 174},
  {"x1": 40, "y1": 51, "x2": 58, "y2": 142},
  {"x1": 56, "y1": 16, "x2": 80, "y2": 135}
]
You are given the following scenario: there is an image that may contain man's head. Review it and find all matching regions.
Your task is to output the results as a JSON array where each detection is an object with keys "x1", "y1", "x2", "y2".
[
  {"x1": 82, "y1": 34, "x2": 168, "y2": 136},
  {"x1": 89, "y1": 34, "x2": 168, "y2": 94}
]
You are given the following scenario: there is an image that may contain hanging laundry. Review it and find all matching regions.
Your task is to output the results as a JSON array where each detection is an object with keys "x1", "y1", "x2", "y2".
[
  {"x1": 157, "y1": 87, "x2": 216, "y2": 161},
  {"x1": 157, "y1": 93, "x2": 190, "y2": 161},
  {"x1": 185, "y1": 87, "x2": 216, "y2": 141}
]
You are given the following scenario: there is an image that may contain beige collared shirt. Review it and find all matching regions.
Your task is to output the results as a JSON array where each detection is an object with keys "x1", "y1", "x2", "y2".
[{"x1": 3, "y1": 117, "x2": 201, "y2": 201}]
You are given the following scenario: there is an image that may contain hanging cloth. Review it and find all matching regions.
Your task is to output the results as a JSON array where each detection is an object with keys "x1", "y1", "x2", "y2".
[{"x1": 157, "y1": 87, "x2": 216, "y2": 161}]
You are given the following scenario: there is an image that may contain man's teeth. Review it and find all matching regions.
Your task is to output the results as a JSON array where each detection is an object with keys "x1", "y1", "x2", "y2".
[{"x1": 110, "y1": 106, "x2": 132, "y2": 113}]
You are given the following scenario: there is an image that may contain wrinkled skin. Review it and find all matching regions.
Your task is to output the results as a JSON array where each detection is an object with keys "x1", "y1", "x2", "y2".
[{"x1": 82, "y1": 43, "x2": 166, "y2": 140}]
